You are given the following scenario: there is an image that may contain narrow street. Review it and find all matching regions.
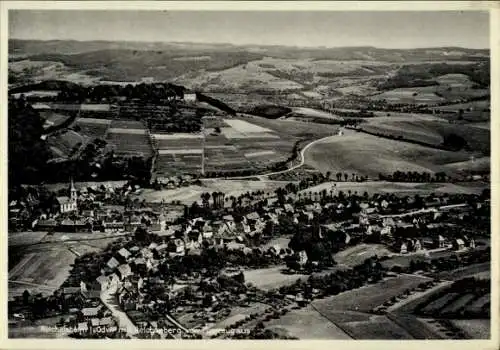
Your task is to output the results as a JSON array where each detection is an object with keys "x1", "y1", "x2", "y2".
[{"x1": 100, "y1": 284, "x2": 138, "y2": 338}]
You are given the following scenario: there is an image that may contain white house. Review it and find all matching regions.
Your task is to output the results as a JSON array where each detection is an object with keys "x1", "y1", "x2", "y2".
[{"x1": 400, "y1": 242, "x2": 408, "y2": 254}]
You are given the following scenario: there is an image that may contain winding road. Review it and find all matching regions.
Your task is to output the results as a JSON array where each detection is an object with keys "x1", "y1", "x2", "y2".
[{"x1": 203, "y1": 133, "x2": 339, "y2": 181}]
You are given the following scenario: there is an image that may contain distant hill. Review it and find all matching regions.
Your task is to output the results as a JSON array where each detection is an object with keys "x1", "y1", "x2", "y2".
[
  {"x1": 9, "y1": 39, "x2": 489, "y2": 61},
  {"x1": 8, "y1": 39, "x2": 490, "y2": 99}
]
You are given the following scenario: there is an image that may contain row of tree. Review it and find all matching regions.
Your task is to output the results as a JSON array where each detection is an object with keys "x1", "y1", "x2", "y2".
[
  {"x1": 10, "y1": 80, "x2": 185, "y2": 103},
  {"x1": 379, "y1": 171, "x2": 448, "y2": 183}
]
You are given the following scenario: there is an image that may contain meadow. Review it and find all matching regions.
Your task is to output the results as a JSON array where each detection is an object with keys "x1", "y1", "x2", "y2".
[
  {"x1": 9, "y1": 247, "x2": 77, "y2": 300},
  {"x1": 304, "y1": 129, "x2": 486, "y2": 179},
  {"x1": 243, "y1": 266, "x2": 310, "y2": 291},
  {"x1": 136, "y1": 179, "x2": 285, "y2": 204}
]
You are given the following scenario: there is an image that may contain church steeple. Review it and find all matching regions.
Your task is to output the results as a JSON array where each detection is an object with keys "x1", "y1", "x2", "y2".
[{"x1": 70, "y1": 177, "x2": 77, "y2": 201}]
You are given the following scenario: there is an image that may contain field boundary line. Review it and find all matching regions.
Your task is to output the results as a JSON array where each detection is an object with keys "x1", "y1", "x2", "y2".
[{"x1": 309, "y1": 302, "x2": 356, "y2": 339}]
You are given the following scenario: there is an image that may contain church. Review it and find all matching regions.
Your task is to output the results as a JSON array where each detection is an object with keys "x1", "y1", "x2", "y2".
[{"x1": 57, "y1": 179, "x2": 78, "y2": 214}]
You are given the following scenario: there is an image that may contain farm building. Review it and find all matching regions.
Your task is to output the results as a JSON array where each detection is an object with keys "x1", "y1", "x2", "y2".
[
  {"x1": 400, "y1": 242, "x2": 408, "y2": 254},
  {"x1": 453, "y1": 238, "x2": 465, "y2": 251},
  {"x1": 434, "y1": 235, "x2": 446, "y2": 248}
]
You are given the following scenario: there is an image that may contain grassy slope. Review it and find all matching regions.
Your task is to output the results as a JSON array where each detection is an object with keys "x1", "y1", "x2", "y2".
[
  {"x1": 360, "y1": 114, "x2": 490, "y2": 154},
  {"x1": 304, "y1": 130, "x2": 475, "y2": 178}
]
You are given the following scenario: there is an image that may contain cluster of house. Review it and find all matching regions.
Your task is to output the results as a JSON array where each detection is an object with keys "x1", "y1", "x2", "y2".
[
  {"x1": 305, "y1": 192, "x2": 482, "y2": 256},
  {"x1": 355, "y1": 204, "x2": 479, "y2": 254},
  {"x1": 21, "y1": 181, "x2": 185, "y2": 234},
  {"x1": 68, "y1": 240, "x2": 264, "y2": 329}
]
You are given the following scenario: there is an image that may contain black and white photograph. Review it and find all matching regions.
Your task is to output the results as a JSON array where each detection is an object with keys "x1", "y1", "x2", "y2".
[{"x1": 3, "y1": 1, "x2": 497, "y2": 345}]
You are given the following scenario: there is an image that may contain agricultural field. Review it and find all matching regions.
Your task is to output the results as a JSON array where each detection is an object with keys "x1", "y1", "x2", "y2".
[
  {"x1": 155, "y1": 153, "x2": 202, "y2": 177},
  {"x1": 265, "y1": 305, "x2": 351, "y2": 339},
  {"x1": 9, "y1": 232, "x2": 48, "y2": 247},
  {"x1": 435, "y1": 262, "x2": 491, "y2": 281},
  {"x1": 8, "y1": 247, "x2": 77, "y2": 300},
  {"x1": 432, "y1": 99, "x2": 490, "y2": 112},
  {"x1": 302, "y1": 180, "x2": 487, "y2": 197},
  {"x1": 105, "y1": 120, "x2": 152, "y2": 157},
  {"x1": 74, "y1": 117, "x2": 112, "y2": 138},
  {"x1": 435, "y1": 74, "x2": 476, "y2": 87},
  {"x1": 151, "y1": 117, "x2": 309, "y2": 177},
  {"x1": 360, "y1": 114, "x2": 446, "y2": 146},
  {"x1": 340, "y1": 315, "x2": 414, "y2": 339},
  {"x1": 304, "y1": 129, "x2": 486, "y2": 179},
  {"x1": 414, "y1": 279, "x2": 490, "y2": 322},
  {"x1": 46, "y1": 130, "x2": 89, "y2": 159},
  {"x1": 285, "y1": 107, "x2": 344, "y2": 122},
  {"x1": 243, "y1": 266, "x2": 310, "y2": 291},
  {"x1": 39, "y1": 111, "x2": 72, "y2": 129},
  {"x1": 205, "y1": 146, "x2": 254, "y2": 173},
  {"x1": 136, "y1": 179, "x2": 285, "y2": 205},
  {"x1": 334, "y1": 244, "x2": 393, "y2": 267},
  {"x1": 359, "y1": 113, "x2": 490, "y2": 152},
  {"x1": 449, "y1": 319, "x2": 490, "y2": 339},
  {"x1": 175, "y1": 63, "x2": 304, "y2": 93},
  {"x1": 205, "y1": 303, "x2": 269, "y2": 332},
  {"x1": 370, "y1": 88, "x2": 445, "y2": 104},
  {"x1": 9, "y1": 59, "x2": 100, "y2": 85},
  {"x1": 238, "y1": 114, "x2": 340, "y2": 138},
  {"x1": 176, "y1": 57, "x2": 394, "y2": 97},
  {"x1": 312, "y1": 274, "x2": 432, "y2": 314}
]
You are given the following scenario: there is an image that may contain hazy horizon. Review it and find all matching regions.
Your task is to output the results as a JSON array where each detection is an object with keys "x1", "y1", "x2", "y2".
[
  {"x1": 7, "y1": 38, "x2": 490, "y2": 51},
  {"x1": 9, "y1": 10, "x2": 490, "y2": 50}
]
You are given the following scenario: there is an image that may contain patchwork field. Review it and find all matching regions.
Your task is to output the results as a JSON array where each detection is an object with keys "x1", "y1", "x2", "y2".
[
  {"x1": 9, "y1": 59, "x2": 100, "y2": 85},
  {"x1": 175, "y1": 63, "x2": 304, "y2": 92},
  {"x1": 105, "y1": 120, "x2": 152, "y2": 157},
  {"x1": 417, "y1": 291, "x2": 490, "y2": 319},
  {"x1": 152, "y1": 117, "x2": 304, "y2": 177},
  {"x1": 305, "y1": 274, "x2": 442, "y2": 339},
  {"x1": 155, "y1": 153, "x2": 202, "y2": 177}
]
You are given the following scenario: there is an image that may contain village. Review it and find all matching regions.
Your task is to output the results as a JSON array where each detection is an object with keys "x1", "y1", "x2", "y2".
[{"x1": 8, "y1": 174, "x2": 490, "y2": 339}]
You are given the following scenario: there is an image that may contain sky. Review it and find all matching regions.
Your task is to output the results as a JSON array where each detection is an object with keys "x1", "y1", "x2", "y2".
[{"x1": 9, "y1": 10, "x2": 490, "y2": 49}]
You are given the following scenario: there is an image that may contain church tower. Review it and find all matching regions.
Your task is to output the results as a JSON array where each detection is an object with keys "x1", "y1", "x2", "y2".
[
  {"x1": 70, "y1": 178, "x2": 77, "y2": 202},
  {"x1": 69, "y1": 177, "x2": 78, "y2": 212}
]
